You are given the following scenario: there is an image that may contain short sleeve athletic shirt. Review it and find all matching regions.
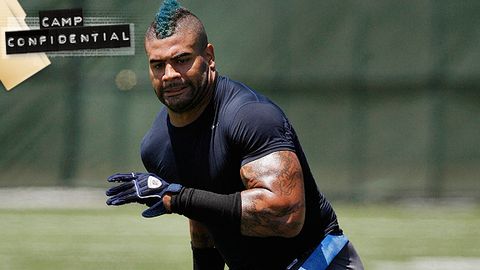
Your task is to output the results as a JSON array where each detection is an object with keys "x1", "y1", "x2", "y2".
[{"x1": 141, "y1": 76, "x2": 342, "y2": 270}]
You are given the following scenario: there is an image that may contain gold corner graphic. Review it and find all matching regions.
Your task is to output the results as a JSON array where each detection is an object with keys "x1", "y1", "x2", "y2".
[{"x1": 0, "y1": 0, "x2": 50, "y2": 91}]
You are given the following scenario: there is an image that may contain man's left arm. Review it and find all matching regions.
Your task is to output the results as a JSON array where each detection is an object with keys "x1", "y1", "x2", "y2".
[
  {"x1": 162, "y1": 150, "x2": 306, "y2": 238},
  {"x1": 107, "y1": 151, "x2": 306, "y2": 238},
  {"x1": 163, "y1": 151, "x2": 305, "y2": 237},
  {"x1": 239, "y1": 150, "x2": 306, "y2": 238}
]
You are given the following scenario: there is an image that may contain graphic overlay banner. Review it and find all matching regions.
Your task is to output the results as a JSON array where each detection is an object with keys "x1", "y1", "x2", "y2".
[
  {"x1": 0, "y1": 0, "x2": 50, "y2": 91},
  {"x1": 38, "y1": 8, "x2": 84, "y2": 28},
  {"x1": 6, "y1": 24, "x2": 131, "y2": 54},
  {"x1": 5, "y1": 8, "x2": 132, "y2": 55},
  {"x1": 1, "y1": 3, "x2": 135, "y2": 91}
]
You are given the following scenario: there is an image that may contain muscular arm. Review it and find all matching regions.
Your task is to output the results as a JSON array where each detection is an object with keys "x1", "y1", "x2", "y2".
[
  {"x1": 240, "y1": 150, "x2": 305, "y2": 238},
  {"x1": 163, "y1": 150, "x2": 305, "y2": 238},
  {"x1": 189, "y1": 219, "x2": 225, "y2": 270},
  {"x1": 189, "y1": 219, "x2": 214, "y2": 248}
]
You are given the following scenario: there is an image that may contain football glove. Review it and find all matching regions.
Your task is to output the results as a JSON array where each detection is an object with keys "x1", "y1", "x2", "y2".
[{"x1": 106, "y1": 172, "x2": 183, "y2": 218}]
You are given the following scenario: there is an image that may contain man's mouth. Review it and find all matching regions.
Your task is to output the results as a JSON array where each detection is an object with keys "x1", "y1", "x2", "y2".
[{"x1": 163, "y1": 86, "x2": 188, "y2": 97}]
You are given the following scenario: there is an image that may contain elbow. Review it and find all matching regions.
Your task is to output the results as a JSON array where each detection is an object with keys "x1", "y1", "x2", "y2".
[
  {"x1": 240, "y1": 190, "x2": 306, "y2": 238},
  {"x1": 274, "y1": 199, "x2": 305, "y2": 238},
  {"x1": 281, "y1": 205, "x2": 305, "y2": 238}
]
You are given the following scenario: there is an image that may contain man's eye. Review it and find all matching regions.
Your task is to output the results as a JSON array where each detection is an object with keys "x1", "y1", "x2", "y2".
[
  {"x1": 153, "y1": 63, "x2": 164, "y2": 70},
  {"x1": 176, "y1": 58, "x2": 188, "y2": 64}
]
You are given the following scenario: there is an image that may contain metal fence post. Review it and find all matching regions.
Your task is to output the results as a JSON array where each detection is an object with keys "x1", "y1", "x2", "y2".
[
  {"x1": 59, "y1": 0, "x2": 86, "y2": 186},
  {"x1": 427, "y1": 0, "x2": 447, "y2": 198}
]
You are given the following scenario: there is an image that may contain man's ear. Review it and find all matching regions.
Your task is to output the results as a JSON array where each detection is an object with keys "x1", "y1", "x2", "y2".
[{"x1": 205, "y1": 43, "x2": 215, "y2": 70}]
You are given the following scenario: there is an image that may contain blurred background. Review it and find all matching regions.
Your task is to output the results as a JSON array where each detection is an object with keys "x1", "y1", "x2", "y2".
[
  {"x1": 1, "y1": 0, "x2": 478, "y2": 200},
  {"x1": 0, "y1": 0, "x2": 479, "y2": 269}
]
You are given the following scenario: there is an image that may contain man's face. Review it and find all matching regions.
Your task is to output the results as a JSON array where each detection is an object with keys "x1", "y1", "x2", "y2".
[{"x1": 145, "y1": 30, "x2": 214, "y2": 113}]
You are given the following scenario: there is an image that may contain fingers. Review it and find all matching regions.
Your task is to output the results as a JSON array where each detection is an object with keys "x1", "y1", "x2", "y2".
[
  {"x1": 142, "y1": 200, "x2": 167, "y2": 218},
  {"x1": 107, "y1": 172, "x2": 137, "y2": 183},
  {"x1": 106, "y1": 173, "x2": 137, "y2": 205},
  {"x1": 105, "y1": 181, "x2": 135, "y2": 196},
  {"x1": 106, "y1": 186, "x2": 137, "y2": 206},
  {"x1": 105, "y1": 171, "x2": 171, "y2": 219}
]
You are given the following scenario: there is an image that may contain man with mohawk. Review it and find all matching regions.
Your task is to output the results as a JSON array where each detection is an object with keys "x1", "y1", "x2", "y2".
[{"x1": 106, "y1": 1, "x2": 364, "y2": 269}]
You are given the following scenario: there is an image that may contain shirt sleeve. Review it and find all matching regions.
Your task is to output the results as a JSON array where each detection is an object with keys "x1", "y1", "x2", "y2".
[{"x1": 228, "y1": 102, "x2": 297, "y2": 166}]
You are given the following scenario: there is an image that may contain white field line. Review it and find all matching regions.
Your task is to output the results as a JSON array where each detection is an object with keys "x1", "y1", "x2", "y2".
[
  {"x1": 373, "y1": 257, "x2": 480, "y2": 270},
  {"x1": 0, "y1": 187, "x2": 107, "y2": 209}
]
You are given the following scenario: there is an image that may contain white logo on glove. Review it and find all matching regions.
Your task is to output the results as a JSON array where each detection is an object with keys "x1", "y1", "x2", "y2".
[{"x1": 147, "y1": 176, "x2": 163, "y2": 189}]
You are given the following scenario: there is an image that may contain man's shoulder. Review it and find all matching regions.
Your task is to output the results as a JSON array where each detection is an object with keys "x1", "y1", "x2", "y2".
[
  {"x1": 215, "y1": 76, "x2": 287, "y2": 134},
  {"x1": 216, "y1": 76, "x2": 275, "y2": 115}
]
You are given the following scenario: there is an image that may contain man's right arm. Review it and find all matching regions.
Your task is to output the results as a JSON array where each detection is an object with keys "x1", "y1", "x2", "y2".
[
  {"x1": 189, "y1": 219, "x2": 225, "y2": 270},
  {"x1": 189, "y1": 219, "x2": 214, "y2": 248}
]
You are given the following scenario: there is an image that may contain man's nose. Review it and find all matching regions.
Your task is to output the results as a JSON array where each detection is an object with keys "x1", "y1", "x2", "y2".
[{"x1": 162, "y1": 63, "x2": 180, "y2": 81}]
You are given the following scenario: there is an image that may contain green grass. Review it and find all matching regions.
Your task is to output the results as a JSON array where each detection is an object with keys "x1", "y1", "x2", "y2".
[
  {"x1": 0, "y1": 206, "x2": 191, "y2": 270},
  {"x1": 1, "y1": 203, "x2": 479, "y2": 270},
  {"x1": 336, "y1": 203, "x2": 480, "y2": 268}
]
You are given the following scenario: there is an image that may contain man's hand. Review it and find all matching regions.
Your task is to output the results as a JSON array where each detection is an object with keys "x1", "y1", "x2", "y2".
[{"x1": 106, "y1": 172, "x2": 183, "y2": 218}]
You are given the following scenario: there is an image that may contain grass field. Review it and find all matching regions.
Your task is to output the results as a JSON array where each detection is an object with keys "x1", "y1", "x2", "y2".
[{"x1": 0, "y1": 195, "x2": 479, "y2": 270}]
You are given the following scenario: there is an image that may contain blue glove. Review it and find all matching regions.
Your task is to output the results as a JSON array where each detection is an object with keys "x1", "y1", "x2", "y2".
[{"x1": 106, "y1": 172, "x2": 183, "y2": 218}]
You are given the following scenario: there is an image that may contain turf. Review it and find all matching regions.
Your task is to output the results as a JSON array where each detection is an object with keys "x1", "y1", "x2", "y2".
[
  {"x1": 0, "y1": 203, "x2": 479, "y2": 269},
  {"x1": 336, "y1": 203, "x2": 480, "y2": 268}
]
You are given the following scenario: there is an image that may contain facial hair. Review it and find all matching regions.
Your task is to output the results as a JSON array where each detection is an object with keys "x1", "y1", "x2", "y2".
[{"x1": 157, "y1": 62, "x2": 209, "y2": 113}]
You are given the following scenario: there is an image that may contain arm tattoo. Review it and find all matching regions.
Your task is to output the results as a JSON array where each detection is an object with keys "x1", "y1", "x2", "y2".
[{"x1": 240, "y1": 151, "x2": 305, "y2": 237}]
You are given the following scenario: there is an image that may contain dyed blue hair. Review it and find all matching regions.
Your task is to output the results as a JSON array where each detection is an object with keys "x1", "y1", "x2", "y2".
[
  {"x1": 155, "y1": 0, "x2": 182, "y2": 38},
  {"x1": 146, "y1": 0, "x2": 207, "y2": 47}
]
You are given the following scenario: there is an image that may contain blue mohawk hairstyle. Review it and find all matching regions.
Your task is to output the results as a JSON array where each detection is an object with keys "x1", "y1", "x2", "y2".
[{"x1": 155, "y1": 0, "x2": 182, "y2": 38}]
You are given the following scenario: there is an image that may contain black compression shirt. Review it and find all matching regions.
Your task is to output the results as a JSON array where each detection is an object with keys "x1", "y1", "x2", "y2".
[{"x1": 141, "y1": 75, "x2": 342, "y2": 269}]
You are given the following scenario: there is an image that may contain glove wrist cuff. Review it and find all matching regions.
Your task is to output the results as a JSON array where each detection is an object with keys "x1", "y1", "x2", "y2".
[{"x1": 166, "y1": 183, "x2": 183, "y2": 194}]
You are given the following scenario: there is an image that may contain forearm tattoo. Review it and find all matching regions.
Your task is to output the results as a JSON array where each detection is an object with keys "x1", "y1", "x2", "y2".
[{"x1": 240, "y1": 151, "x2": 305, "y2": 237}]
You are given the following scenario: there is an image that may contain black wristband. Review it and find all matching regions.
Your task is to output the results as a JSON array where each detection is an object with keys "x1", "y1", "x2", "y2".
[
  {"x1": 171, "y1": 188, "x2": 241, "y2": 229},
  {"x1": 192, "y1": 246, "x2": 225, "y2": 270}
]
